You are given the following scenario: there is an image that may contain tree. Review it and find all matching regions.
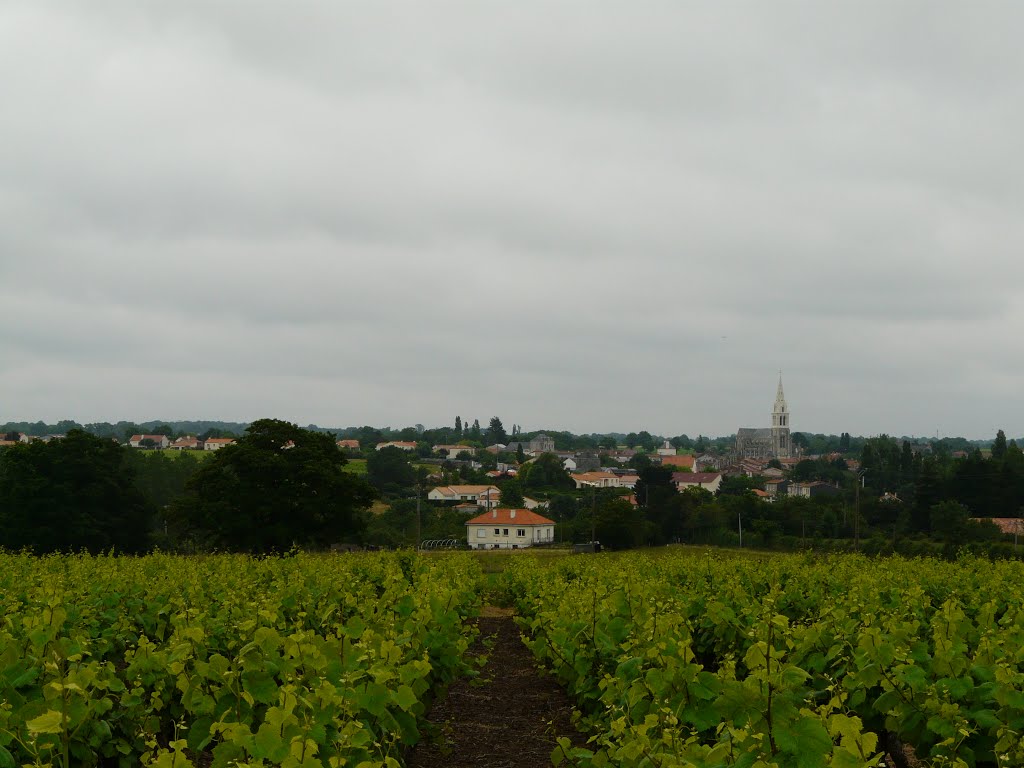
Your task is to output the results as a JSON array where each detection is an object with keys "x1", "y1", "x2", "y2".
[
  {"x1": 839, "y1": 432, "x2": 851, "y2": 452},
  {"x1": 499, "y1": 479, "x2": 525, "y2": 508},
  {"x1": 0, "y1": 430, "x2": 152, "y2": 553},
  {"x1": 469, "y1": 419, "x2": 481, "y2": 442},
  {"x1": 929, "y1": 500, "x2": 970, "y2": 543},
  {"x1": 521, "y1": 453, "x2": 574, "y2": 491},
  {"x1": 169, "y1": 419, "x2": 376, "y2": 552},
  {"x1": 488, "y1": 417, "x2": 508, "y2": 445},
  {"x1": 455, "y1": 416, "x2": 462, "y2": 436},
  {"x1": 366, "y1": 446, "x2": 417, "y2": 497},
  {"x1": 993, "y1": 429, "x2": 1008, "y2": 460}
]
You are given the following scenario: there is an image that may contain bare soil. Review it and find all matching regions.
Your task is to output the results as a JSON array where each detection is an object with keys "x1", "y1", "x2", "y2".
[{"x1": 405, "y1": 608, "x2": 590, "y2": 768}]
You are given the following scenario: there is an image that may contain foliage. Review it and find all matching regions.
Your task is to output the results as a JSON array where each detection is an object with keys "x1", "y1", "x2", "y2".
[
  {"x1": 503, "y1": 550, "x2": 1024, "y2": 767},
  {"x1": 499, "y1": 478, "x2": 525, "y2": 508},
  {"x1": 520, "y1": 453, "x2": 575, "y2": 492},
  {"x1": 0, "y1": 430, "x2": 152, "y2": 553},
  {"x1": 0, "y1": 551, "x2": 481, "y2": 768},
  {"x1": 365, "y1": 447, "x2": 416, "y2": 497},
  {"x1": 169, "y1": 420, "x2": 376, "y2": 552}
]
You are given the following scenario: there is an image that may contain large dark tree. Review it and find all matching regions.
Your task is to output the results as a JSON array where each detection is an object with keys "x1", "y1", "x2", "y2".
[
  {"x1": 488, "y1": 417, "x2": 508, "y2": 445},
  {"x1": 366, "y1": 446, "x2": 417, "y2": 497},
  {"x1": 0, "y1": 430, "x2": 152, "y2": 553},
  {"x1": 169, "y1": 419, "x2": 376, "y2": 552},
  {"x1": 520, "y1": 452, "x2": 574, "y2": 491}
]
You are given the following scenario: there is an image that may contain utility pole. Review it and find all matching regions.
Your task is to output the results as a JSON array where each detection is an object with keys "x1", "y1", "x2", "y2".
[
  {"x1": 591, "y1": 485, "x2": 597, "y2": 544},
  {"x1": 854, "y1": 470, "x2": 866, "y2": 553},
  {"x1": 415, "y1": 480, "x2": 421, "y2": 553},
  {"x1": 738, "y1": 510, "x2": 743, "y2": 549}
]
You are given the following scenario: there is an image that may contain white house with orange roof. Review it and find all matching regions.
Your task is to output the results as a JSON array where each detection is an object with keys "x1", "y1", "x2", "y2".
[
  {"x1": 203, "y1": 437, "x2": 236, "y2": 451},
  {"x1": 128, "y1": 434, "x2": 170, "y2": 449},
  {"x1": 673, "y1": 471, "x2": 723, "y2": 494},
  {"x1": 572, "y1": 471, "x2": 638, "y2": 489},
  {"x1": 465, "y1": 508, "x2": 556, "y2": 549},
  {"x1": 427, "y1": 485, "x2": 500, "y2": 504}
]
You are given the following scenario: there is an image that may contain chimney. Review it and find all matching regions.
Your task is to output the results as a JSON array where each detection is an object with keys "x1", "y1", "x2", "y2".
[
  {"x1": 510, "y1": 509, "x2": 516, "y2": 519},
  {"x1": 492, "y1": 509, "x2": 497, "y2": 518}
]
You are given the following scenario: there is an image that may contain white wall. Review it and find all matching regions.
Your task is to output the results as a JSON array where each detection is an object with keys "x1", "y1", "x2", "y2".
[{"x1": 466, "y1": 524, "x2": 555, "y2": 549}]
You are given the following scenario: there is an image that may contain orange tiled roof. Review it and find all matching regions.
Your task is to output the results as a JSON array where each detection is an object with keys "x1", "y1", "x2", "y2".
[
  {"x1": 465, "y1": 508, "x2": 555, "y2": 526},
  {"x1": 660, "y1": 455, "x2": 695, "y2": 468}
]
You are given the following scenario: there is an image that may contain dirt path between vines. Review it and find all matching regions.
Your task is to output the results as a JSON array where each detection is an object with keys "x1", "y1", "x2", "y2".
[{"x1": 406, "y1": 606, "x2": 590, "y2": 768}]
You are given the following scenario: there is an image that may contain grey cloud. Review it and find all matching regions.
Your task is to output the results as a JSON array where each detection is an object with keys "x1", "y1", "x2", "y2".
[{"x1": 2, "y1": 1, "x2": 1023, "y2": 437}]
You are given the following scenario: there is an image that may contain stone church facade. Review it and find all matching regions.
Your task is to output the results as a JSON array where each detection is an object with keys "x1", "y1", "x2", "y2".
[{"x1": 735, "y1": 377, "x2": 793, "y2": 459}]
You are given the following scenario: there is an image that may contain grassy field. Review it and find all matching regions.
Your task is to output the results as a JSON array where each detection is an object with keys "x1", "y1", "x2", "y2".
[{"x1": 342, "y1": 458, "x2": 368, "y2": 474}]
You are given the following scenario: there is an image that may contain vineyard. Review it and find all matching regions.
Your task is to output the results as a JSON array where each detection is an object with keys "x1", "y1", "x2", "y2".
[
  {"x1": 499, "y1": 551, "x2": 1024, "y2": 768},
  {"x1": 2, "y1": 549, "x2": 1023, "y2": 767},
  {"x1": 0, "y1": 552, "x2": 481, "y2": 768}
]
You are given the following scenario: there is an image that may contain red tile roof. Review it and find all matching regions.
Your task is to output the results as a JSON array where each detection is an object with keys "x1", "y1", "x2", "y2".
[
  {"x1": 973, "y1": 518, "x2": 1024, "y2": 535},
  {"x1": 465, "y1": 508, "x2": 555, "y2": 526},
  {"x1": 673, "y1": 472, "x2": 722, "y2": 484},
  {"x1": 660, "y1": 455, "x2": 695, "y2": 468}
]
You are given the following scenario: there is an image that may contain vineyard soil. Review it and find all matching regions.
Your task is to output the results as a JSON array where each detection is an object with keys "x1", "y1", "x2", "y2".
[{"x1": 406, "y1": 607, "x2": 589, "y2": 768}]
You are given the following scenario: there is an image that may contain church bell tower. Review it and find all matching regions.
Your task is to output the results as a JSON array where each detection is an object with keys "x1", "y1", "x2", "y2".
[{"x1": 771, "y1": 374, "x2": 791, "y2": 458}]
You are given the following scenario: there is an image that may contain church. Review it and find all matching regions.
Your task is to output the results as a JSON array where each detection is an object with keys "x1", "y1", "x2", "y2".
[{"x1": 735, "y1": 377, "x2": 793, "y2": 459}]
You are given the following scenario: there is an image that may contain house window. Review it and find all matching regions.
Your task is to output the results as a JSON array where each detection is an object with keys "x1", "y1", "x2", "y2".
[
  {"x1": 494, "y1": 528, "x2": 500, "y2": 535},
  {"x1": 517, "y1": 529, "x2": 525, "y2": 537},
  {"x1": 477, "y1": 529, "x2": 486, "y2": 538},
  {"x1": 502, "y1": 529, "x2": 509, "y2": 536}
]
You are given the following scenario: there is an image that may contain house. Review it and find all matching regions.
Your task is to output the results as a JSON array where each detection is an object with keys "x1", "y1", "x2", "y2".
[
  {"x1": 522, "y1": 497, "x2": 544, "y2": 510},
  {"x1": 973, "y1": 518, "x2": 1024, "y2": 536},
  {"x1": 204, "y1": 437, "x2": 235, "y2": 451},
  {"x1": 753, "y1": 489, "x2": 772, "y2": 501},
  {"x1": 454, "y1": 503, "x2": 481, "y2": 514},
  {"x1": 694, "y1": 454, "x2": 724, "y2": 472},
  {"x1": 169, "y1": 436, "x2": 201, "y2": 450},
  {"x1": 657, "y1": 440, "x2": 676, "y2": 457},
  {"x1": 337, "y1": 439, "x2": 360, "y2": 451},
  {"x1": 427, "y1": 485, "x2": 500, "y2": 504},
  {"x1": 528, "y1": 434, "x2": 556, "y2": 453},
  {"x1": 376, "y1": 441, "x2": 417, "y2": 451},
  {"x1": 673, "y1": 472, "x2": 723, "y2": 494},
  {"x1": 572, "y1": 471, "x2": 638, "y2": 490},
  {"x1": 572, "y1": 471, "x2": 621, "y2": 489},
  {"x1": 433, "y1": 444, "x2": 476, "y2": 458},
  {"x1": 128, "y1": 434, "x2": 170, "y2": 449},
  {"x1": 465, "y1": 508, "x2": 556, "y2": 549},
  {"x1": 604, "y1": 449, "x2": 636, "y2": 464},
  {"x1": 659, "y1": 454, "x2": 695, "y2": 470},
  {"x1": 764, "y1": 479, "x2": 790, "y2": 498}
]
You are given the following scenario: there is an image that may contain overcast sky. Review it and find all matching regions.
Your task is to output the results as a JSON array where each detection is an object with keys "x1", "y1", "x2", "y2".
[{"x1": 2, "y1": 2, "x2": 1022, "y2": 439}]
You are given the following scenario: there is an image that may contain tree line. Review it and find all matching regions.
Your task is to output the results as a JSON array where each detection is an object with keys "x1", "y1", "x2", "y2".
[{"x1": 3, "y1": 420, "x2": 1023, "y2": 558}]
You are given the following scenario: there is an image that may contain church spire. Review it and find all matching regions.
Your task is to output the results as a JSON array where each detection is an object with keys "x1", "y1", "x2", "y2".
[{"x1": 775, "y1": 373, "x2": 786, "y2": 413}]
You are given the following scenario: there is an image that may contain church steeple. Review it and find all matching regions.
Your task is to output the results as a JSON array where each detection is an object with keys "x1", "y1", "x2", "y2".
[
  {"x1": 773, "y1": 374, "x2": 787, "y2": 424},
  {"x1": 771, "y1": 373, "x2": 791, "y2": 457}
]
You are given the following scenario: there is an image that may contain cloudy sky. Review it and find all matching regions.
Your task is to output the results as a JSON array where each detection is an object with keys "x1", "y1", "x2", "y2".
[{"x1": 2, "y1": 2, "x2": 1022, "y2": 439}]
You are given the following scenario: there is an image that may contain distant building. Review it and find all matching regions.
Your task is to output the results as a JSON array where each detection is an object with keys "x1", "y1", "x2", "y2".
[
  {"x1": 128, "y1": 434, "x2": 170, "y2": 449},
  {"x1": 673, "y1": 472, "x2": 723, "y2": 495},
  {"x1": 376, "y1": 441, "x2": 417, "y2": 451},
  {"x1": 203, "y1": 438, "x2": 235, "y2": 451},
  {"x1": 735, "y1": 376, "x2": 794, "y2": 460}
]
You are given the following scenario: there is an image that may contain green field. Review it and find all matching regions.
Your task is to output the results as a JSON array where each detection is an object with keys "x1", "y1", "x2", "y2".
[{"x1": 342, "y1": 458, "x2": 368, "y2": 474}]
